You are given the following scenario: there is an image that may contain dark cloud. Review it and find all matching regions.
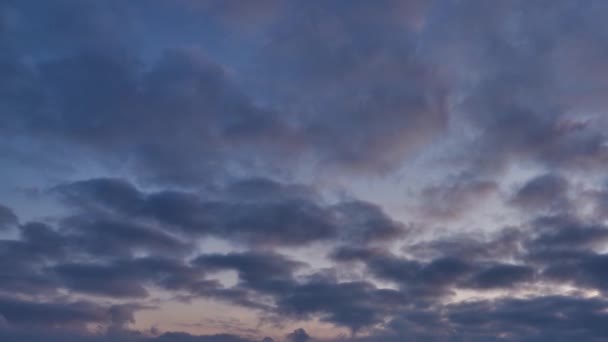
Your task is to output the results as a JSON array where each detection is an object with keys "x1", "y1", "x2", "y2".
[
  {"x1": 275, "y1": 279, "x2": 405, "y2": 333},
  {"x1": 0, "y1": 223, "x2": 67, "y2": 296},
  {"x1": 0, "y1": 0, "x2": 447, "y2": 184},
  {"x1": 223, "y1": 178, "x2": 318, "y2": 203},
  {"x1": 587, "y1": 185, "x2": 608, "y2": 220},
  {"x1": 194, "y1": 251, "x2": 305, "y2": 295},
  {"x1": 464, "y1": 263, "x2": 535, "y2": 289},
  {"x1": 510, "y1": 173, "x2": 570, "y2": 213},
  {"x1": 49, "y1": 255, "x2": 222, "y2": 300},
  {"x1": 36, "y1": 47, "x2": 289, "y2": 184},
  {"x1": 524, "y1": 215, "x2": 608, "y2": 257},
  {"x1": 286, "y1": 328, "x2": 310, "y2": 342},
  {"x1": 330, "y1": 246, "x2": 388, "y2": 263},
  {"x1": 541, "y1": 252, "x2": 608, "y2": 293},
  {"x1": 4, "y1": 205, "x2": 608, "y2": 340},
  {"x1": 0, "y1": 204, "x2": 17, "y2": 230},
  {"x1": 52, "y1": 261, "x2": 150, "y2": 298},
  {"x1": 8, "y1": 216, "x2": 190, "y2": 265},
  {"x1": 336, "y1": 295, "x2": 608, "y2": 342},
  {"x1": 330, "y1": 200, "x2": 404, "y2": 244},
  {"x1": 426, "y1": 0, "x2": 608, "y2": 175},
  {"x1": 407, "y1": 228, "x2": 524, "y2": 261},
  {"x1": 60, "y1": 215, "x2": 192, "y2": 258},
  {"x1": 52, "y1": 178, "x2": 142, "y2": 214},
  {"x1": 446, "y1": 296, "x2": 608, "y2": 342},
  {"x1": 255, "y1": 0, "x2": 445, "y2": 173},
  {"x1": 192, "y1": 252, "x2": 406, "y2": 332},
  {"x1": 0, "y1": 329, "x2": 264, "y2": 342},
  {"x1": 335, "y1": 238, "x2": 534, "y2": 293},
  {"x1": 368, "y1": 255, "x2": 472, "y2": 297},
  {"x1": 0, "y1": 295, "x2": 140, "y2": 332},
  {"x1": 54, "y1": 177, "x2": 404, "y2": 247},
  {"x1": 54, "y1": 177, "x2": 335, "y2": 246},
  {"x1": 2, "y1": 0, "x2": 608, "y2": 181},
  {"x1": 4, "y1": 1, "x2": 608, "y2": 341},
  {"x1": 1, "y1": 3, "x2": 292, "y2": 184},
  {"x1": 149, "y1": 332, "x2": 262, "y2": 342},
  {"x1": 333, "y1": 248, "x2": 523, "y2": 295},
  {"x1": 0, "y1": 218, "x2": 198, "y2": 298}
]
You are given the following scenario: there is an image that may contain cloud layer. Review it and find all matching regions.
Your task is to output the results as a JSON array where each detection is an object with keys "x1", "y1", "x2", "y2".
[{"x1": 3, "y1": 1, "x2": 608, "y2": 341}]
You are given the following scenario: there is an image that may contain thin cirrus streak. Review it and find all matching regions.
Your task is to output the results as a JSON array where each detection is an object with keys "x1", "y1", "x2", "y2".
[{"x1": 2, "y1": 0, "x2": 608, "y2": 341}]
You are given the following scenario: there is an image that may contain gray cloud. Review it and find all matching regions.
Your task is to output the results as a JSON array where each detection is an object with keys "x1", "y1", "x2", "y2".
[
  {"x1": 0, "y1": 296, "x2": 140, "y2": 332},
  {"x1": 417, "y1": 179, "x2": 497, "y2": 220},
  {"x1": 0, "y1": 329, "x2": 266, "y2": 342},
  {"x1": 0, "y1": 204, "x2": 17, "y2": 230},
  {"x1": 0, "y1": 0, "x2": 447, "y2": 184},
  {"x1": 426, "y1": 0, "x2": 608, "y2": 175},
  {"x1": 254, "y1": 0, "x2": 445, "y2": 173},
  {"x1": 4, "y1": 1, "x2": 608, "y2": 341},
  {"x1": 286, "y1": 328, "x2": 310, "y2": 342},
  {"x1": 53, "y1": 177, "x2": 404, "y2": 247},
  {"x1": 510, "y1": 173, "x2": 570, "y2": 213}
]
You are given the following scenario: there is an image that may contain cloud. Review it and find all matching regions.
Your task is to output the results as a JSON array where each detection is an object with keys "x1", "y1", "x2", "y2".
[
  {"x1": 0, "y1": 296, "x2": 140, "y2": 332},
  {"x1": 0, "y1": 329, "x2": 265, "y2": 342},
  {"x1": 334, "y1": 296, "x2": 608, "y2": 342},
  {"x1": 426, "y1": 0, "x2": 608, "y2": 175},
  {"x1": 255, "y1": 0, "x2": 445, "y2": 173},
  {"x1": 27, "y1": 47, "x2": 290, "y2": 184},
  {"x1": 192, "y1": 251, "x2": 407, "y2": 332},
  {"x1": 0, "y1": 204, "x2": 18, "y2": 230},
  {"x1": 286, "y1": 328, "x2": 310, "y2": 342},
  {"x1": 53, "y1": 177, "x2": 404, "y2": 247},
  {"x1": 275, "y1": 279, "x2": 405, "y2": 333},
  {"x1": 0, "y1": 0, "x2": 448, "y2": 183},
  {"x1": 194, "y1": 251, "x2": 305, "y2": 295},
  {"x1": 60, "y1": 215, "x2": 192, "y2": 258},
  {"x1": 0, "y1": 223, "x2": 66, "y2": 295},
  {"x1": 11, "y1": 181, "x2": 608, "y2": 338},
  {"x1": 406, "y1": 228, "x2": 524, "y2": 261},
  {"x1": 5, "y1": 1, "x2": 608, "y2": 341},
  {"x1": 586, "y1": 185, "x2": 608, "y2": 220},
  {"x1": 524, "y1": 215, "x2": 608, "y2": 257},
  {"x1": 464, "y1": 263, "x2": 535, "y2": 289},
  {"x1": 417, "y1": 179, "x2": 498, "y2": 220},
  {"x1": 334, "y1": 246, "x2": 533, "y2": 295},
  {"x1": 510, "y1": 173, "x2": 570, "y2": 213},
  {"x1": 3, "y1": 0, "x2": 608, "y2": 182},
  {"x1": 446, "y1": 296, "x2": 608, "y2": 341},
  {"x1": 4, "y1": 205, "x2": 608, "y2": 339},
  {"x1": 1, "y1": 0, "x2": 294, "y2": 184}
]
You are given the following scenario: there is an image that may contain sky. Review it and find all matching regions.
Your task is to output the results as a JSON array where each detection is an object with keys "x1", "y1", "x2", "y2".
[{"x1": 2, "y1": 0, "x2": 608, "y2": 341}]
